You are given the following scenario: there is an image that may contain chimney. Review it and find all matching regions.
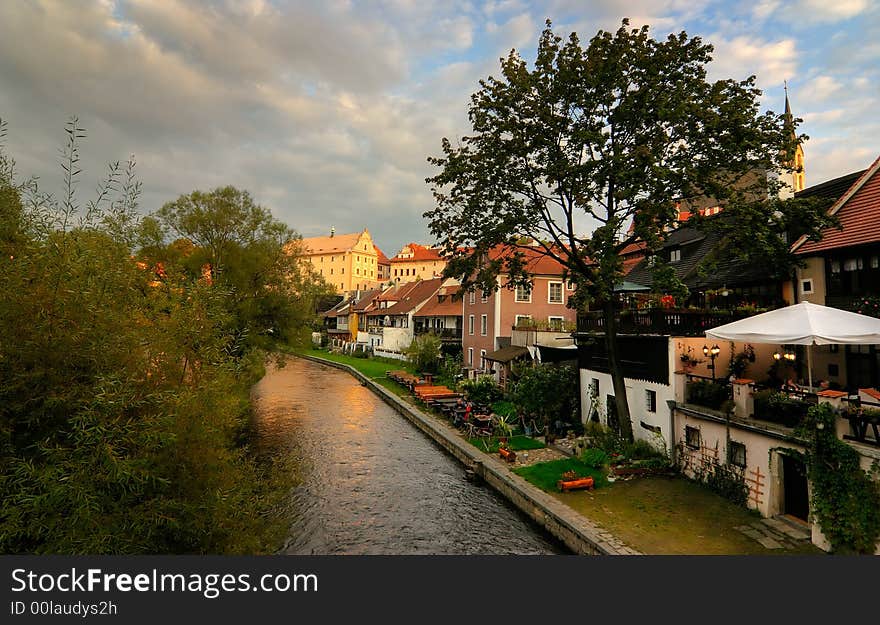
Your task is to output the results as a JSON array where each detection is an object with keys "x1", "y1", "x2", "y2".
[{"x1": 330, "y1": 226, "x2": 335, "y2": 238}]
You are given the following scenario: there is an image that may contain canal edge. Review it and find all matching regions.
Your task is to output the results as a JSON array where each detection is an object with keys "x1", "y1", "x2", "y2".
[{"x1": 294, "y1": 353, "x2": 641, "y2": 556}]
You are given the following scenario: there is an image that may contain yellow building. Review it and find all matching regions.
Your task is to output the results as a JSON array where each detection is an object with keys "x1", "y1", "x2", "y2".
[
  {"x1": 299, "y1": 228, "x2": 382, "y2": 294},
  {"x1": 389, "y1": 242, "x2": 447, "y2": 284}
]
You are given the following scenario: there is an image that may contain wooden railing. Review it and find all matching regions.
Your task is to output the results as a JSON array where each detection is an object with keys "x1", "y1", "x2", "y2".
[{"x1": 578, "y1": 308, "x2": 754, "y2": 337}]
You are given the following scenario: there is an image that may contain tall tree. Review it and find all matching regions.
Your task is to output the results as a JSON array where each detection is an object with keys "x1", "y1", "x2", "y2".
[
  {"x1": 154, "y1": 187, "x2": 333, "y2": 348},
  {"x1": 425, "y1": 20, "x2": 831, "y2": 440}
]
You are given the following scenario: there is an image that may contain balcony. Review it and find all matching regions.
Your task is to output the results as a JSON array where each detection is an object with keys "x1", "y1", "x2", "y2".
[
  {"x1": 577, "y1": 308, "x2": 754, "y2": 337},
  {"x1": 512, "y1": 319, "x2": 577, "y2": 332},
  {"x1": 414, "y1": 327, "x2": 463, "y2": 341}
]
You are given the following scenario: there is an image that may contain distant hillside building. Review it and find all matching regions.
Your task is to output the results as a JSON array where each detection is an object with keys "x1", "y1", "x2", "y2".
[
  {"x1": 390, "y1": 243, "x2": 447, "y2": 283},
  {"x1": 299, "y1": 228, "x2": 382, "y2": 294}
]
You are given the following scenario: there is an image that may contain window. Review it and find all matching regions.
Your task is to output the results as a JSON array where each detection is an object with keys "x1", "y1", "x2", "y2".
[
  {"x1": 844, "y1": 258, "x2": 860, "y2": 271},
  {"x1": 685, "y1": 426, "x2": 701, "y2": 450},
  {"x1": 645, "y1": 389, "x2": 657, "y2": 413},
  {"x1": 469, "y1": 291, "x2": 476, "y2": 305},
  {"x1": 670, "y1": 249, "x2": 681, "y2": 263},
  {"x1": 872, "y1": 256, "x2": 879, "y2": 269},
  {"x1": 590, "y1": 378, "x2": 599, "y2": 398},
  {"x1": 801, "y1": 279, "x2": 813, "y2": 295},
  {"x1": 830, "y1": 260, "x2": 840, "y2": 274},
  {"x1": 330, "y1": 268, "x2": 334, "y2": 275},
  {"x1": 515, "y1": 283, "x2": 532, "y2": 303},
  {"x1": 647, "y1": 255, "x2": 656, "y2": 268},
  {"x1": 481, "y1": 290, "x2": 489, "y2": 304},
  {"x1": 468, "y1": 348, "x2": 474, "y2": 366},
  {"x1": 548, "y1": 281, "x2": 564, "y2": 304},
  {"x1": 480, "y1": 349, "x2": 486, "y2": 370},
  {"x1": 728, "y1": 441, "x2": 746, "y2": 468},
  {"x1": 515, "y1": 314, "x2": 532, "y2": 327},
  {"x1": 480, "y1": 314, "x2": 487, "y2": 336},
  {"x1": 548, "y1": 316, "x2": 565, "y2": 330},
  {"x1": 566, "y1": 280, "x2": 575, "y2": 291},
  {"x1": 468, "y1": 315, "x2": 475, "y2": 335}
]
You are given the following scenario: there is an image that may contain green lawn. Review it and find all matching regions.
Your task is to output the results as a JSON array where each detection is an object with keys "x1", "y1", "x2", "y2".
[
  {"x1": 554, "y1": 475, "x2": 823, "y2": 555},
  {"x1": 514, "y1": 458, "x2": 607, "y2": 492},
  {"x1": 467, "y1": 435, "x2": 546, "y2": 453},
  {"x1": 297, "y1": 347, "x2": 414, "y2": 378}
]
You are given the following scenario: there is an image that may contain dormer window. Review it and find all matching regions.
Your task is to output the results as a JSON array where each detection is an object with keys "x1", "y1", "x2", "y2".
[{"x1": 670, "y1": 249, "x2": 681, "y2": 263}]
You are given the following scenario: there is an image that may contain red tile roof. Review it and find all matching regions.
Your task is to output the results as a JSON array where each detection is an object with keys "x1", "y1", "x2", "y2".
[
  {"x1": 390, "y1": 243, "x2": 444, "y2": 263},
  {"x1": 487, "y1": 245, "x2": 573, "y2": 276},
  {"x1": 794, "y1": 155, "x2": 880, "y2": 255},
  {"x1": 414, "y1": 285, "x2": 462, "y2": 317},
  {"x1": 381, "y1": 278, "x2": 444, "y2": 315},
  {"x1": 374, "y1": 245, "x2": 390, "y2": 265}
]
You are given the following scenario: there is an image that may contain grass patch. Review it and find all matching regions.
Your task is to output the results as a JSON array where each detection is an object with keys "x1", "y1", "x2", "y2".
[
  {"x1": 467, "y1": 435, "x2": 545, "y2": 453},
  {"x1": 514, "y1": 458, "x2": 607, "y2": 492},
  {"x1": 296, "y1": 347, "x2": 414, "y2": 377},
  {"x1": 553, "y1": 475, "x2": 823, "y2": 555}
]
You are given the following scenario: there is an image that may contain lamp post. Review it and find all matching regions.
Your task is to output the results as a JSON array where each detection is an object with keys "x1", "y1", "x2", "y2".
[{"x1": 703, "y1": 344, "x2": 721, "y2": 382}]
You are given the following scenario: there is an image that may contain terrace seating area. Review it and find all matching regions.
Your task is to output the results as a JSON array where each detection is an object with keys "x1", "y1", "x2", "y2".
[{"x1": 385, "y1": 369, "x2": 498, "y2": 440}]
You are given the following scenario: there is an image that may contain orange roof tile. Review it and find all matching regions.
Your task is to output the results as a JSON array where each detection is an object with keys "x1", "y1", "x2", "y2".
[
  {"x1": 374, "y1": 245, "x2": 390, "y2": 265},
  {"x1": 382, "y1": 278, "x2": 444, "y2": 316},
  {"x1": 301, "y1": 230, "x2": 370, "y2": 255},
  {"x1": 390, "y1": 242, "x2": 445, "y2": 263},
  {"x1": 794, "y1": 156, "x2": 880, "y2": 255},
  {"x1": 487, "y1": 245, "x2": 574, "y2": 276}
]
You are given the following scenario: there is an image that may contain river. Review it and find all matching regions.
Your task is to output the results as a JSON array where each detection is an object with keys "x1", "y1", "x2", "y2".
[{"x1": 251, "y1": 356, "x2": 565, "y2": 555}]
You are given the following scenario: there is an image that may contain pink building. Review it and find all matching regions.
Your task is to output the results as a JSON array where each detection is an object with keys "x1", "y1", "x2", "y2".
[{"x1": 461, "y1": 248, "x2": 577, "y2": 386}]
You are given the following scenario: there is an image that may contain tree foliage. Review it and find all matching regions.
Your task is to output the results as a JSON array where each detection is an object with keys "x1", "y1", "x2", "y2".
[
  {"x1": 509, "y1": 364, "x2": 580, "y2": 431},
  {"x1": 0, "y1": 118, "x2": 307, "y2": 553},
  {"x1": 425, "y1": 19, "x2": 832, "y2": 440},
  {"x1": 151, "y1": 187, "x2": 334, "y2": 350}
]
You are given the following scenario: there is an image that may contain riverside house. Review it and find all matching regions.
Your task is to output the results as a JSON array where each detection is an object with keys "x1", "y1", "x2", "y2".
[{"x1": 462, "y1": 246, "x2": 577, "y2": 387}]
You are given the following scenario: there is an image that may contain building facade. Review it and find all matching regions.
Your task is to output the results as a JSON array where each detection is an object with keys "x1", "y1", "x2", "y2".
[
  {"x1": 390, "y1": 243, "x2": 447, "y2": 283},
  {"x1": 299, "y1": 228, "x2": 382, "y2": 294}
]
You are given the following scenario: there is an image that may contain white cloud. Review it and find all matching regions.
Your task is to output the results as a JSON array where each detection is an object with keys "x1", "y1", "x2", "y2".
[{"x1": 789, "y1": 0, "x2": 872, "y2": 23}]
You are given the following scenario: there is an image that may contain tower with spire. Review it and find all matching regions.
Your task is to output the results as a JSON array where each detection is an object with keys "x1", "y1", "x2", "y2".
[{"x1": 783, "y1": 81, "x2": 806, "y2": 197}]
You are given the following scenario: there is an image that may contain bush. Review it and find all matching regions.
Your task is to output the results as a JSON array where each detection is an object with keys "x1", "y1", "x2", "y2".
[
  {"x1": 460, "y1": 376, "x2": 503, "y2": 406},
  {"x1": 754, "y1": 389, "x2": 810, "y2": 427},
  {"x1": 579, "y1": 448, "x2": 609, "y2": 469},
  {"x1": 405, "y1": 333, "x2": 442, "y2": 373},
  {"x1": 686, "y1": 380, "x2": 730, "y2": 410}
]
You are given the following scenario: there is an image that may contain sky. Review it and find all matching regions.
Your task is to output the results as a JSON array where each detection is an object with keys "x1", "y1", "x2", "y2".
[{"x1": 1, "y1": 0, "x2": 878, "y2": 258}]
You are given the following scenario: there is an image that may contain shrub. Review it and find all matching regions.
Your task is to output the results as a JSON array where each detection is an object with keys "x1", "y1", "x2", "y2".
[
  {"x1": 459, "y1": 376, "x2": 503, "y2": 406},
  {"x1": 405, "y1": 333, "x2": 442, "y2": 373},
  {"x1": 686, "y1": 380, "x2": 730, "y2": 410},
  {"x1": 579, "y1": 448, "x2": 609, "y2": 469},
  {"x1": 754, "y1": 390, "x2": 810, "y2": 427}
]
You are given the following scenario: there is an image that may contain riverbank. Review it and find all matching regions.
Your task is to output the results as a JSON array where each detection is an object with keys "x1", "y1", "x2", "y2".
[{"x1": 294, "y1": 351, "x2": 638, "y2": 555}]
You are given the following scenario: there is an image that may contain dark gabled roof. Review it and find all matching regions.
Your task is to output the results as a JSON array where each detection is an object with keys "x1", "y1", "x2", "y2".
[
  {"x1": 796, "y1": 169, "x2": 866, "y2": 201},
  {"x1": 625, "y1": 219, "x2": 775, "y2": 291}
]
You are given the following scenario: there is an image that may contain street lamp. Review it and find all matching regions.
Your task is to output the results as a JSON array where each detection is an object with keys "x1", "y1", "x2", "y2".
[{"x1": 703, "y1": 344, "x2": 721, "y2": 382}]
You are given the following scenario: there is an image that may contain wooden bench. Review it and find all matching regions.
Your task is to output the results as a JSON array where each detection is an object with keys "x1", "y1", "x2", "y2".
[{"x1": 557, "y1": 477, "x2": 594, "y2": 492}]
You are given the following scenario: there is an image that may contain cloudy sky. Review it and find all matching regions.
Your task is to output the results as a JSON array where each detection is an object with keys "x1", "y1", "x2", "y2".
[{"x1": 1, "y1": 0, "x2": 878, "y2": 257}]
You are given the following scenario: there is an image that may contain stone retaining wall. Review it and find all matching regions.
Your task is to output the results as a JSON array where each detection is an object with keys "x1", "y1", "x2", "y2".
[{"x1": 297, "y1": 354, "x2": 638, "y2": 556}]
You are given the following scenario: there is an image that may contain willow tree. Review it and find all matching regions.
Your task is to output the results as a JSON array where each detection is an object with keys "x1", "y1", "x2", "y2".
[{"x1": 425, "y1": 20, "x2": 803, "y2": 441}]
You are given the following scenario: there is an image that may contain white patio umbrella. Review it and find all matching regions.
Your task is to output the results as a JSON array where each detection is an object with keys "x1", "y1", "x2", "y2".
[{"x1": 705, "y1": 301, "x2": 880, "y2": 391}]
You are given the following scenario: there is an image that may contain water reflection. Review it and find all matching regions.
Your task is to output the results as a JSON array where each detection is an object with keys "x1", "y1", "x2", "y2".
[{"x1": 251, "y1": 356, "x2": 565, "y2": 555}]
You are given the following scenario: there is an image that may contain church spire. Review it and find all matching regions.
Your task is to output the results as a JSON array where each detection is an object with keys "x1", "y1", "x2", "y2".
[{"x1": 782, "y1": 81, "x2": 805, "y2": 195}]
